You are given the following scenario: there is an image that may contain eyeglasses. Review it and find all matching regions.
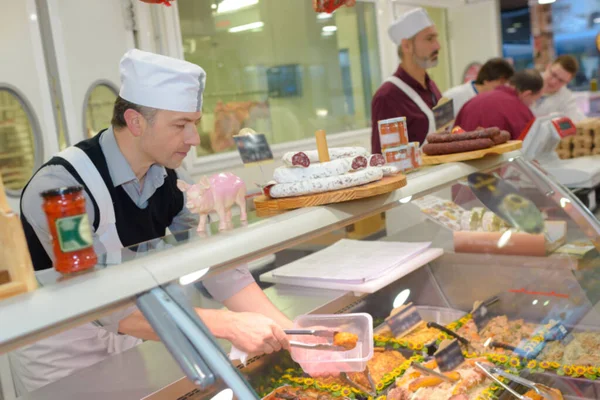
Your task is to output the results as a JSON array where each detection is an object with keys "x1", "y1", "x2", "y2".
[{"x1": 548, "y1": 68, "x2": 570, "y2": 85}]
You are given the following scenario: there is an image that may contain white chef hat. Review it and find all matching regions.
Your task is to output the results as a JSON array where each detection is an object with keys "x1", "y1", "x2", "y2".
[
  {"x1": 388, "y1": 8, "x2": 434, "y2": 46},
  {"x1": 119, "y1": 49, "x2": 206, "y2": 113}
]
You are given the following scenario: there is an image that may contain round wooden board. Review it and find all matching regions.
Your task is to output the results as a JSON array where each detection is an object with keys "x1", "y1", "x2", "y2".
[
  {"x1": 421, "y1": 140, "x2": 522, "y2": 166},
  {"x1": 254, "y1": 173, "x2": 407, "y2": 217}
]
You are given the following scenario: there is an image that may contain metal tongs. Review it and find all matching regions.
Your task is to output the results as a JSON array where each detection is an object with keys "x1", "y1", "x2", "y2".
[
  {"x1": 475, "y1": 362, "x2": 563, "y2": 400},
  {"x1": 285, "y1": 329, "x2": 347, "y2": 351},
  {"x1": 411, "y1": 361, "x2": 460, "y2": 383}
]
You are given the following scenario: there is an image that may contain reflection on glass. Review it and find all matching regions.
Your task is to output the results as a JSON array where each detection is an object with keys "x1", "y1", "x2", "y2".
[
  {"x1": 178, "y1": 0, "x2": 381, "y2": 156},
  {"x1": 85, "y1": 84, "x2": 117, "y2": 138},
  {"x1": 0, "y1": 89, "x2": 37, "y2": 191}
]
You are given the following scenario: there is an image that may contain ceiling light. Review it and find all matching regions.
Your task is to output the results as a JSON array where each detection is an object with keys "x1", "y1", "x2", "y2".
[
  {"x1": 316, "y1": 108, "x2": 328, "y2": 117},
  {"x1": 538, "y1": 0, "x2": 556, "y2": 4},
  {"x1": 322, "y1": 25, "x2": 338, "y2": 33},
  {"x1": 217, "y1": 0, "x2": 258, "y2": 14},
  {"x1": 228, "y1": 21, "x2": 264, "y2": 33},
  {"x1": 211, "y1": 3, "x2": 217, "y2": 9},
  {"x1": 595, "y1": 17, "x2": 600, "y2": 24},
  {"x1": 317, "y1": 12, "x2": 332, "y2": 20},
  {"x1": 506, "y1": 27, "x2": 517, "y2": 34},
  {"x1": 532, "y1": 299, "x2": 538, "y2": 305},
  {"x1": 30, "y1": 14, "x2": 37, "y2": 21}
]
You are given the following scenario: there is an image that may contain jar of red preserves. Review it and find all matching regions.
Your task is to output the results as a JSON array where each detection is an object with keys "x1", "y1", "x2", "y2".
[{"x1": 41, "y1": 186, "x2": 97, "y2": 274}]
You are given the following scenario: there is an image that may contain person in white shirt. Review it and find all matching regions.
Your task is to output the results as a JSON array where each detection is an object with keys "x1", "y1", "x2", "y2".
[
  {"x1": 443, "y1": 58, "x2": 514, "y2": 117},
  {"x1": 531, "y1": 55, "x2": 585, "y2": 122}
]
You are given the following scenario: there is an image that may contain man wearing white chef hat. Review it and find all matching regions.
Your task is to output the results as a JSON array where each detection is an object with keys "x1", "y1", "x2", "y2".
[
  {"x1": 371, "y1": 7, "x2": 442, "y2": 152},
  {"x1": 15, "y1": 49, "x2": 292, "y2": 394}
]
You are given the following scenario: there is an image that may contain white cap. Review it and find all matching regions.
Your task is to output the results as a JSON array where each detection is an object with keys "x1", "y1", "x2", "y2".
[
  {"x1": 119, "y1": 49, "x2": 206, "y2": 113},
  {"x1": 388, "y1": 8, "x2": 433, "y2": 46}
]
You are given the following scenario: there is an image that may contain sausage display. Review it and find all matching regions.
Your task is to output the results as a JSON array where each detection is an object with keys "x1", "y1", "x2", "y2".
[
  {"x1": 368, "y1": 154, "x2": 386, "y2": 167},
  {"x1": 269, "y1": 168, "x2": 383, "y2": 198},
  {"x1": 282, "y1": 147, "x2": 369, "y2": 167},
  {"x1": 427, "y1": 128, "x2": 510, "y2": 145},
  {"x1": 422, "y1": 138, "x2": 494, "y2": 156},
  {"x1": 274, "y1": 157, "x2": 367, "y2": 184}
]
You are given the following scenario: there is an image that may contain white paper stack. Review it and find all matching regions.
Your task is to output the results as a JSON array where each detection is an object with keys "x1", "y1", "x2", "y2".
[{"x1": 271, "y1": 239, "x2": 431, "y2": 284}]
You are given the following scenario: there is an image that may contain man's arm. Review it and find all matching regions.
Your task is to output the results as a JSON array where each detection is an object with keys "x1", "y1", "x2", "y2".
[{"x1": 564, "y1": 92, "x2": 586, "y2": 123}]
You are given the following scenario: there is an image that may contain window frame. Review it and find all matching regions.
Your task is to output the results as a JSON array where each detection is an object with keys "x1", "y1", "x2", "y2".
[
  {"x1": 81, "y1": 80, "x2": 119, "y2": 139},
  {"x1": 157, "y1": 0, "x2": 384, "y2": 176},
  {"x1": 0, "y1": 84, "x2": 44, "y2": 198}
]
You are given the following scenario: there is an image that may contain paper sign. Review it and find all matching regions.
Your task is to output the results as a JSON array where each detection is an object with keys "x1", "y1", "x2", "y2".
[
  {"x1": 233, "y1": 134, "x2": 274, "y2": 165},
  {"x1": 386, "y1": 304, "x2": 422, "y2": 337},
  {"x1": 433, "y1": 98, "x2": 454, "y2": 131},
  {"x1": 435, "y1": 340, "x2": 465, "y2": 372}
]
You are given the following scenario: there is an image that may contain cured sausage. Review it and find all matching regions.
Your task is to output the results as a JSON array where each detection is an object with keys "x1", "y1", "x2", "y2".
[
  {"x1": 492, "y1": 130, "x2": 511, "y2": 144},
  {"x1": 282, "y1": 152, "x2": 311, "y2": 168},
  {"x1": 422, "y1": 138, "x2": 494, "y2": 155},
  {"x1": 351, "y1": 155, "x2": 368, "y2": 171},
  {"x1": 368, "y1": 153, "x2": 386, "y2": 167},
  {"x1": 273, "y1": 158, "x2": 352, "y2": 183},
  {"x1": 426, "y1": 127, "x2": 509, "y2": 146},
  {"x1": 282, "y1": 147, "x2": 369, "y2": 167},
  {"x1": 269, "y1": 168, "x2": 383, "y2": 198}
]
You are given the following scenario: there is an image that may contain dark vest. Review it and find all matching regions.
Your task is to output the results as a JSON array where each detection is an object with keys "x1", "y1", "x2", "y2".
[{"x1": 20, "y1": 130, "x2": 184, "y2": 271}]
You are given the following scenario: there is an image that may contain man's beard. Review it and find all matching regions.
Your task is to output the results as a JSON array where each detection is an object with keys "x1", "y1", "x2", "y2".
[{"x1": 414, "y1": 50, "x2": 439, "y2": 69}]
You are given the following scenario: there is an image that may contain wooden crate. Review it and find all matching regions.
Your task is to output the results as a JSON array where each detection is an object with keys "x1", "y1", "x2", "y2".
[{"x1": 0, "y1": 175, "x2": 37, "y2": 300}]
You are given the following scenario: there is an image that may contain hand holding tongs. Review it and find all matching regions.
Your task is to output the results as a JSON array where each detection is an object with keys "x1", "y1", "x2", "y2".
[
  {"x1": 475, "y1": 362, "x2": 563, "y2": 400},
  {"x1": 285, "y1": 329, "x2": 347, "y2": 352}
]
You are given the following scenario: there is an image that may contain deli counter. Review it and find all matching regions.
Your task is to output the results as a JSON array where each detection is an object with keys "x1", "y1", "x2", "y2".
[{"x1": 3, "y1": 151, "x2": 600, "y2": 400}]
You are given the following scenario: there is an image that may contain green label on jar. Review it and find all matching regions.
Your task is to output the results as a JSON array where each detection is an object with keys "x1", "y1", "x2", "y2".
[{"x1": 55, "y1": 214, "x2": 93, "y2": 253}]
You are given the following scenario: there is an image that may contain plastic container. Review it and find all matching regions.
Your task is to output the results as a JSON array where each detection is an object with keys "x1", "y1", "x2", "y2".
[{"x1": 290, "y1": 313, "x2": 373, "y2": 374}]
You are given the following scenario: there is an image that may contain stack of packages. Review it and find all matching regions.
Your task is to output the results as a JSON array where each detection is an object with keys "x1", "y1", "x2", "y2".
[
  {"x1": 556, "y1": 118, "x2": 600, "y2": 159},
  {"x1": 378, "y1": 117, "x2": 422, "y2": 172}
]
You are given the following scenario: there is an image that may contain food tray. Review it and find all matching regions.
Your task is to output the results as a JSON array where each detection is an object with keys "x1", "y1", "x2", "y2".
[
  {"x1": 253, "y1": 173, "x2": 407, "y2": 217},
  {"x1": 421, "y1": 140, "x2": 522, "y2": 166}
]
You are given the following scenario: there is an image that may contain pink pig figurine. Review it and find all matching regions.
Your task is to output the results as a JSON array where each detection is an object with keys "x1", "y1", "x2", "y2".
[{"x1": 176, "y1": 173, "x2": 247, "y2": 232}]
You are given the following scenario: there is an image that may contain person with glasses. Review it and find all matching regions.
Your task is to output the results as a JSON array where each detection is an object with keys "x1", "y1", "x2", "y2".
[{"x1": 531, "y1": 55, "x2": 585, "y2": 123}]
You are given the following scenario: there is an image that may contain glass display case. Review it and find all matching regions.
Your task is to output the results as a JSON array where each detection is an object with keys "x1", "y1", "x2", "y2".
[{"x1": 3, "y1": 151, "x2": 600, "y2": 400}]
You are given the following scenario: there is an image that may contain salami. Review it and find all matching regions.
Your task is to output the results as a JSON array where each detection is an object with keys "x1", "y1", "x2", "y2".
[
  {"x1": 282, "y1": 152, "x2": 311, "y2": 168},
  {"x1": 379, "y1": 165, "x2": 399, "y2": 176},
  {"x1": 351, "y1": 155, "x2": 368, "y2": 171},
  {"x1": 273, "y1": 158, "x2": 353, "y2": 184},
  {"x1": 282, "y1": 147, "x2": 368, "y2": 167},
  {"x1": 422, "y1": 138, "x2": 494, "y2": 155},
  {"x1": 427, "y1": 126, "x2": 510, "y2": 146},
  {"x1": 368, "y1": 153, "x2": 386, "y2": 167},
  {"x1": 269, "y1": 168, "x2": 383, "y2": 198}
]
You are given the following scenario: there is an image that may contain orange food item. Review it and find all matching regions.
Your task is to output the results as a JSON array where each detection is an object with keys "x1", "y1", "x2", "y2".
[
  {"x1": 523, "y1": 390, "x2": 544, "y2": 400},
  {"x1": 408, "y1": 372, "x2": 460, "y2": 392},
  {"x1": 334, "y1": 332, "x2": 359, "y2": 350},
  {"x1": 41, "y1": 186, "x2": 97, "y2": 274}
]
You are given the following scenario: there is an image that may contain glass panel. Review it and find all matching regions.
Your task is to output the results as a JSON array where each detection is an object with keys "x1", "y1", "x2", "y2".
[
  {"x1": 84, "y1": 83, "x2": 117, "y2": 138},
  {"x1": 178, "y1": 0, "x2": 381, "y2": 157},
  {"x1": 0, "y1": 88, "x2": 37, "y2": 192}
]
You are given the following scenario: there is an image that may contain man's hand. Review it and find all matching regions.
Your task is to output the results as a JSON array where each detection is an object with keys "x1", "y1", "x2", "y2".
[{"x1": 222, "y1": 311, "x2": 290, "y2": 354}]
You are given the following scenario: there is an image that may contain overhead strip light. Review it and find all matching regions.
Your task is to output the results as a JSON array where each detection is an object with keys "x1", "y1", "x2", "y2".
[
  {"x1": 538, "y1": 0, "x2": 556, "y2": 4},
  {"x1": 228, "y1": 21, "x2": 264, "y2": 33},
  {"x1": 216, "y1": 0, "x2": 259, "y2": 14}
]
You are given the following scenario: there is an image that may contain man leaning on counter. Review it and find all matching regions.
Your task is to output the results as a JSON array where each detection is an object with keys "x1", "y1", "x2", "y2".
[
  {"x1": 13, "y1": 49, "x2": 293, "y2": 394},
  {"x1": 371, "y1": 7, "x2": 442, "y2": 153}
]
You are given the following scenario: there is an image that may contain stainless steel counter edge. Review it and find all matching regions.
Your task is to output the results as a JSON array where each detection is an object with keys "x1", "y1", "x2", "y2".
[{"x1": 0, "y1": 152, "x2": 518, "y2": 354}]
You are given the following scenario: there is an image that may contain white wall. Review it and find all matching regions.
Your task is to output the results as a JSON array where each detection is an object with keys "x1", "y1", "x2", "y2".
[
  {"x1": 447, "y1": 0, "x2": 502, "y2": 86},
  {"x1": 0, "y1": 0, "x2": 58, "y2": 211},
  {"x1": 47, "y1": 0, "x2": 137, "y2": 145}
]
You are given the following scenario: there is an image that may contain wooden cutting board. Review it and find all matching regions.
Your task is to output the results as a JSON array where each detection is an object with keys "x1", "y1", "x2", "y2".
[
  {"x1": 421, "y1": 140, "x2": 522, "y2": 166},
  {"x1": 254, "y1": 173, "x2": 407, "y2": 217}
]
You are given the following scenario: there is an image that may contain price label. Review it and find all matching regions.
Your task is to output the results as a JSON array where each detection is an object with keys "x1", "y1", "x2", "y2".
[
  {"x1": 435, "y1": 339, "x2": 465, "y2": 372},
  {"x1": 386, "y1": 305, "x2": 422, "y2": 337},
  {"x1": 472, "y1": 303, "x2": 492, "y2": 331},
  {"x1": 233, "y1": 133, "x2": 274, "y2": 165}
]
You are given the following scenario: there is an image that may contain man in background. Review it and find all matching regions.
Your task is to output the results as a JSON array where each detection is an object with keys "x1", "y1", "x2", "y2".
[
  {"x1": 371, "y1": 8, "x2": 441, "y2": 152},
  {"x1": 443, "y1": 58, "x2": 514, "y2": 117},
  {"x1": 531, "y1": 55, "x2": 585, "y2": 122},
  {"x1": 454, "y1": 69, "x2": 544, "y2": 139}
]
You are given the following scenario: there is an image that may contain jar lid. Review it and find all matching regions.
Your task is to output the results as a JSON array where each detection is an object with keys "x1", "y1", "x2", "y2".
[{"x1": 41, "y1": 185, "x2": 84, "y2": 198}]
